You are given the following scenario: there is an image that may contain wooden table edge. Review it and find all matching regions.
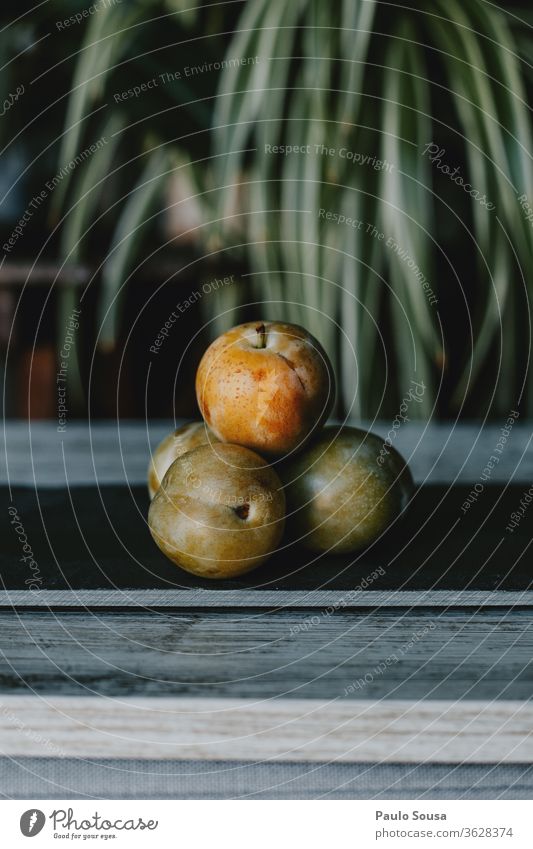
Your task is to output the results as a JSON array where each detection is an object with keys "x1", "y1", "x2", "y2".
[{"x1": 2, "y1": 589, "x2": 533, "y2": 609}]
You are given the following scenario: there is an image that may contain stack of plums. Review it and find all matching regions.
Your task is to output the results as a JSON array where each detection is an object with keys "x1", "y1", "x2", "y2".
[{"x1": 148, "y1": 321, "x2": 414, "y2": 579}]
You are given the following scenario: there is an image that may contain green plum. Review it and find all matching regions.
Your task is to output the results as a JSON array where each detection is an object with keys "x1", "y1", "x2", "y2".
[{"x1": 281, "y1": 426, "x2": 414, "y2": 553}]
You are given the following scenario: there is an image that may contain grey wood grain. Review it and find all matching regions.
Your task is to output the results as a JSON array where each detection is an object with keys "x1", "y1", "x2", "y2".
[
  {"x1": 2, "y1": 589, "x2": 533, "y2": 609},
  {"x1": 2, "y1": 421, "x2": 532, "y2": 487},
  {"x1": 2, "y1": 757, "x2": 532, "y2": 799},
  {"x1": 1, "y1": 609, "x2": 532, "y2": 701},
  {"x1": 1, "y1": 695, "x2": 532, "y2": 763}
]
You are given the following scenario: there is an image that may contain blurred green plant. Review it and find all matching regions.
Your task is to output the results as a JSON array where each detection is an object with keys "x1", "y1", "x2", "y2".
[
  {"x1": 211, "y1": 0, "x2": 533, "y2": 418},
  {"x1": 2, "y1": 0, "x2": 533, "y2": 418},
  {"x1": 50, "y1": 0, "x2": 215, "y2": 398},
  {"x1": 0, "y1": 0, "x2": 220, "y2": 408}
]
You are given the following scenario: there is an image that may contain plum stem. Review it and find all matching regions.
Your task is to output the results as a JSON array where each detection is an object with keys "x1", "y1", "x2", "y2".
[{"x1": 255, "y1": 323, "x2": 267, "y2": 348}]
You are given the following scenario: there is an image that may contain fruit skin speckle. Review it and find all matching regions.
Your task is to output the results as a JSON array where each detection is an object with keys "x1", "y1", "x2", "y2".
[
  {"x1": 280, "y1": 426, "x2": 414, "y2": 553},
  {"x1": 196, "y1": 321, "x2": 336, "y2": 459}
]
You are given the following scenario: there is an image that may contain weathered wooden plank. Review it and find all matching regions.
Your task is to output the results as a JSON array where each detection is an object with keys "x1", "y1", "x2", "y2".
[
  {"x1": 2, "y1": 421, "x2": 532, "y2": 487},
  {"x1": 1, "y1": 609, "x2": 532, "y2": 701},
  {"x1": 2, "y1": 757, "x2": 532, "y2": 799},
  {"x1": 2, "y1": 589, "x2": 533, "y2": 609},
  {"x1": 1, "y1": 695, "x2": 532, "y2": 763}
]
